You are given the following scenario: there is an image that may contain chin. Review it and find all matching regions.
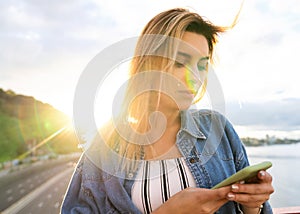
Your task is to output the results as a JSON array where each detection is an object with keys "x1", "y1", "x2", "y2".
[{"x1": 177, "y1": 100, "x2": 193, "y2": 110}]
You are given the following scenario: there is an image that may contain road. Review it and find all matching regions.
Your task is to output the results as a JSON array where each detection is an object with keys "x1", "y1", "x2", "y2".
[{"x1": 0, "y1": 154, "x2": 80, "y2": 214}]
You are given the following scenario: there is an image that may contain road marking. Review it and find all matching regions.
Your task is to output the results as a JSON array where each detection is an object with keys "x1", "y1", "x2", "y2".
[{"x1": 2, "y1": 167, "x2": 73, "y2": 214}]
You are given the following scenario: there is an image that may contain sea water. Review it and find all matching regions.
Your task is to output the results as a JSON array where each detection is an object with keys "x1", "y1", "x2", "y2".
[{"x1": 246, "y1": 143, "x2": 300, "y2": 208}]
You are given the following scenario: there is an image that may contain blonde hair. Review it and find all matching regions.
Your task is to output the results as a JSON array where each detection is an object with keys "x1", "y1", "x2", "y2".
[{"x1": 100, "y1": 8, "x2": 237, "y2": 170}]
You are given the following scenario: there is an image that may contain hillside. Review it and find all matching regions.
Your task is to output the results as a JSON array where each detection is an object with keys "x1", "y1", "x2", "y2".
[{"x1": 0, "y1": 88, "x2": 80, "y2": 162}]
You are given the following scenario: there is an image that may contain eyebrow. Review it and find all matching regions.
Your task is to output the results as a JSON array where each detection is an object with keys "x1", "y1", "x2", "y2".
[
  {"x1": 177, "y1": 51, "x2": 209, "y2": 61},
  {"x1": 177, "y1": 52, "x2": 192, "y2": 60},
  {"x1": 199, "y1": 56, "x2": 209, "y2": 61}
]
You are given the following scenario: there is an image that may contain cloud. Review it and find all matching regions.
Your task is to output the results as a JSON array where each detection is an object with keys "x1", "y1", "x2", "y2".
[
  {"x1": 0, "y1": 0, "x2": 122, "y2": 110},
  {"x1": 215, "y1": 0, "x2": 300, "y2": 104},
  {"x1": 226, "y1": 98, "x2": 300, "y2": 131},
  {"x1": 0, "y1": 0, "x2": 123, "y2": 57},
  {"x1": 253, "y1": 32, "x2": 284, "y2": 46},
  {"x1": 0, "y1": 0, "x2": 299, "y2": 124}
]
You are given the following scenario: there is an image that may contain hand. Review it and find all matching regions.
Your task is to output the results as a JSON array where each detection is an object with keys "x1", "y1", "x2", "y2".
[
  {"x1": 226, "y1": 170, "x2": 274, "y2": 213},
  {"x1": 152, "y1": 186, "x2": 231, "y2": 214}
]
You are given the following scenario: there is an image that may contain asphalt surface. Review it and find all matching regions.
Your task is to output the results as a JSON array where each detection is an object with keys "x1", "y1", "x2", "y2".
[{"x1": 0, "y1": 154, "x2": 80, "y2": 214}]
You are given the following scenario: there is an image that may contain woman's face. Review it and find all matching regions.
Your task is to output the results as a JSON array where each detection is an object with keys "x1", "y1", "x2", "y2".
[{"x1": 159, "y1": 32, "x2": 210, "y2": 111}]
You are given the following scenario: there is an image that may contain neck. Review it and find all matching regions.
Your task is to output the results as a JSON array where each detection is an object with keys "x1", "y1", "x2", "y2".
[
  {"x1": 143, "y1": 108, "x2": 182, "y2": 160},
  {"x1": 159, "y1": 107, "x2": 181, "y2": 128}
]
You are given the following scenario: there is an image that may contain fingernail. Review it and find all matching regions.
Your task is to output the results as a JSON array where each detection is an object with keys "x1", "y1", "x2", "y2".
[
  {"x1": 259, "y1": 171, "x2": 266, "y2": 177},
  {"x1": 239, "y1": 180, "x2": 245, "y2": 184},
  {"x1": 231, "y1": 184, "x2": 239, "y2": 190},
  {"x1": 227, "y1": 193, "x2": 235, "y2": 200}
]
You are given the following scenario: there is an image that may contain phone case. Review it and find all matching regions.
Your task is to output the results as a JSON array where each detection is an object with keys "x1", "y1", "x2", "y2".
[{"x1": 211, "y1": 161, "x2": 272, "y2": 189}]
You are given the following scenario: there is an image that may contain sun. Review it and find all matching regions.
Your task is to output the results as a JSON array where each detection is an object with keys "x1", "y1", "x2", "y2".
[{"x1": 94, "y1": 62, "x2": 130, "y2": 128}]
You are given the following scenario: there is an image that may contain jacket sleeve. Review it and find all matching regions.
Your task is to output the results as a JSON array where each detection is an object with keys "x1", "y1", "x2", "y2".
[
  {"x1": 223, "y1": 115, "x2": 250, "y2": 171},
  {"x1": 223, "y1": 115, "x2": 273, "y2": 214},
  {"x1": 60, "y1": 153, "x2": 106, "y2": 214}
]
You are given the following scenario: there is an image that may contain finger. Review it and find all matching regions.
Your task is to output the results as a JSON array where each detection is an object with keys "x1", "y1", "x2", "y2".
[
  {"x1": 210, "y1": 186, "x2": 232, "y2": 199},
  {"x1": 246, "y1": 170, "x2": 272, "y2": 184},
  {"x1": 227, "y1": 193, "x2": 268, "y2": 208},
  {"x1": 257, "y1": 170, "x2": 273, "y2": 183},
  {"x1": 192, "y1": 186, "x2": 231, "y2": 200},
  {"x1": 231, "y1": 183, "x2": 274, "y2": 195},
  {"x1": 184, "y1": 186, "x2": 230, "y2": 201}
]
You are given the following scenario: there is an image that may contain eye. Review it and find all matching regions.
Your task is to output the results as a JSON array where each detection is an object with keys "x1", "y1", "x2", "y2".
[
  {"x1": 197, "y1": 61, "x2": 208, "y2": 71},
  {"x1": 174, "y1": 61, "x2": 186, "y2": 68}
]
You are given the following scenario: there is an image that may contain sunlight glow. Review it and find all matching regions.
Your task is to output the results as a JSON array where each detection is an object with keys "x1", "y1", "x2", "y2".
[
  {"x1": 94, "y1": 61, "x2": 130, "y2": 128},
  {"x1": 1, "y1": 0, "x2": 299, "y2": 139}
]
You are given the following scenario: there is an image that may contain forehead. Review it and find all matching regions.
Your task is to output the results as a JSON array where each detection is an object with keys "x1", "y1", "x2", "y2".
[{"x1": 177, "y1": 32, "x2": 209, "y2": 58}]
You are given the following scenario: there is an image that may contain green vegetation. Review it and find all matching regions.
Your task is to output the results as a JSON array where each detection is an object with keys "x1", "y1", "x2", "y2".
[{"x1": 0, "y1": 88, "x2": 80, "y2": 163}]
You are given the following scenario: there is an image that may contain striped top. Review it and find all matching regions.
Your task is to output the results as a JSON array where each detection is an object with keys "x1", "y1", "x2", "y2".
[{"x1": 131, "y1": 157, "x2": 196, "y2": 214}]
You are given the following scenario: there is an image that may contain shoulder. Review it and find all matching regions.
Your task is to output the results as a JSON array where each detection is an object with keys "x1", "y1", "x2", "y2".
[
  {"x1": 74, "y1": 152, "x2": 113, "y2": 183},
  {"x1": 189, "y1": 108, "x2": 226, "y2": 119},
  {"x1": 74, "y1": 133, "x2": 118, "y2": 182},
  {"x1": 186, "y1": 109, "x2": 239, "y2": 139},
  {"x1": 186, "y1": 109, "x2": 249, "y2": 169},
  {"x1": 187, "y1": 109, "x2": 228, "y2": 127}
]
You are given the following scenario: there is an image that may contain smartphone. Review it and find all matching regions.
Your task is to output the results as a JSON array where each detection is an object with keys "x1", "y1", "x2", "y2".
[{"x1": 211, "y1": 161, "x2": 272, "y2": 189}]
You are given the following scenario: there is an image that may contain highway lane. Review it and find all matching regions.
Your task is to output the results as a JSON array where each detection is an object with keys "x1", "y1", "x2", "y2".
[
  {"x1": 0, "y1": 154, "x2": 80, "y2": 214},
  {"x1": 20, "y1": 169, "x2": 72, "y2": 214}
]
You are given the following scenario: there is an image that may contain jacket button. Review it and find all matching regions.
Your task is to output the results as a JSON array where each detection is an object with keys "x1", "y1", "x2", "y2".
[{"x1": 189, "y1": 157, "x2": 199, "y2": 163}]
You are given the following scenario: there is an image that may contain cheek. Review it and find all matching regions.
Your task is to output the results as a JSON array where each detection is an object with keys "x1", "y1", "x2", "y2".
[
  {"x1": 185, "y1": 70, "x2": 205, "y2": 92},
  {"x1": 171, "y1": 67, "x2": 186, "y2": 80},
  {"x1": 175, "y1": 68, "x2": 195, "y2": 85},
  {"x1": 170, "y1": 68, "x2": 205, "y2": 94}
]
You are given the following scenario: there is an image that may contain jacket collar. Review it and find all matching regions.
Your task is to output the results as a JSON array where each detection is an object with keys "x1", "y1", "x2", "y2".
[{"x1": 180, "y1": 110, "x2": 206, "y2": 139}]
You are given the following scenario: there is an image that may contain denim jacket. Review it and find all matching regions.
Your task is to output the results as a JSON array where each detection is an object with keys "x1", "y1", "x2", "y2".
[{"x1": 61, "y1": 110, "x2": 273, "y2": 214}]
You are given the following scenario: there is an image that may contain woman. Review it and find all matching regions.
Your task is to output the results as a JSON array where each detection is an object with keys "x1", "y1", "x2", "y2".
[{"x1": 61, "y1": 8, "x2": 274, "y2": 214}]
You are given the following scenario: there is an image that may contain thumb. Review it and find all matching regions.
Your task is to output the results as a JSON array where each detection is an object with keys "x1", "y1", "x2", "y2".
[{"x1": 257, "y1": 170, "x2": 272, "y2": 182}]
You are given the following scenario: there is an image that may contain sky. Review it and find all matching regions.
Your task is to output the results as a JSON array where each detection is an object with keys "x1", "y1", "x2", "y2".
[{"x1": 0, "y1": 0, "x2": 299, "y2": 139}]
